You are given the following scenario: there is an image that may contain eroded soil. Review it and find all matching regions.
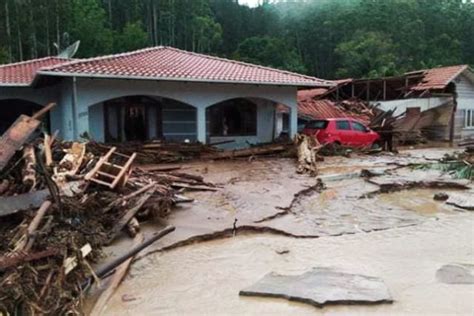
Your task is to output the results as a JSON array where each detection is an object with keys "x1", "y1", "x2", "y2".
[{"x1": 92, "y1": 148, "x2": 474, "y2": 315}]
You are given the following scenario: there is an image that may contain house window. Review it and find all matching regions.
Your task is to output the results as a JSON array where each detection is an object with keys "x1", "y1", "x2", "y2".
[
  {"x1": 465, "y1": 109, "x2": 474, "y2": 128},
  {"x1": 208, "y1": 98, "x2": 257, "y2": 136}
]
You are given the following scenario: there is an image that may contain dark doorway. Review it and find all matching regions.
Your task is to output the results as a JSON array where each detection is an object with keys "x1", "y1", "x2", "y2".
[
  {"x1": 207, "y1": 98, "x2": 257, "y2": 136},
  {"x1": 104, "y1": 96, "x2": 163, "y2": 142},
  {"x1": 0, "y1": 99, "x2": 48, "y2": 134}
]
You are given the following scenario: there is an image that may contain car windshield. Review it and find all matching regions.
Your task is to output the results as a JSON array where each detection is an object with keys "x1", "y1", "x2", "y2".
[{"x1": 305, "y1": 120, "x2": 328, "y2": 129}]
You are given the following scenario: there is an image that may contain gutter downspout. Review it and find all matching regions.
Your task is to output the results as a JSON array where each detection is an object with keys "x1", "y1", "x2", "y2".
[{"x1": 72, "y1": 76, "x2": 78, "y2": 139}]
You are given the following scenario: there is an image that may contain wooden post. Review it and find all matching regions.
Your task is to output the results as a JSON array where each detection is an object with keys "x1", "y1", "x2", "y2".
[
  {"x1": 383, "y1": 80, "x2": 387, "y2": 100},
  {"x1": 366, "y1": 81, "x2": 370, "y2": 103}
]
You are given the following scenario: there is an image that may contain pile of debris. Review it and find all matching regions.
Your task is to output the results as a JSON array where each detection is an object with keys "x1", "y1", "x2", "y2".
[
  {"x1": 0, "y1": 106, "x2": 214, "y2": 314},
  {"x1": 88, "y1": 140, "x2": 219, "y2": 164}
]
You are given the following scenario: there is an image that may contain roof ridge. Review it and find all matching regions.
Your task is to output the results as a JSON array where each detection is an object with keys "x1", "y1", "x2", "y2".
[
  {"x1": 163, "y1": 46, "x2": 333, "y2": 84},
  {"x1": 0, "y1": 56, "x2": 68, "y2": 69},
  {"x1": 41, "y1": 45, "x2": 332, "y2": 85},
  {"x1": 40, "y1": 46, "x2": 165, "y2": 71}
]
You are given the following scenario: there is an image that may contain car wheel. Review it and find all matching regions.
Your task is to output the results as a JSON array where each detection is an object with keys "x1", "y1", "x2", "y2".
[{"x1": 371, "y1": 142, "x2": 381, "y2": 150}]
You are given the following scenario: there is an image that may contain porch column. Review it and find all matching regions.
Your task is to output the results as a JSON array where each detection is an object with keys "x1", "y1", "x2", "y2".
[
  {"x1": 289, "y1": 105, "x2": 298, "y2": 138},
  {"x1": 196, "y1": 106, "x2": 207, "y2": 144}
]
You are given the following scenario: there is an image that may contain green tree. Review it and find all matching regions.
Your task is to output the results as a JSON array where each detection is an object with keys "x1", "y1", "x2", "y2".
[
  {"x1": 233, "y1": 36, "x2": 306, "y2": 73},
  {"x1": 335, "y1": 31, "x2": 398, "y2": 78},
  {"x1": 0, "y1": 47, "x2": 9, "y2": 64},
  {"x1": 114, "y1": 21, "x2": 149, "y2": 53},
  {"x1": 69, "y1": 0, "x2": 114, "y2": 57}
]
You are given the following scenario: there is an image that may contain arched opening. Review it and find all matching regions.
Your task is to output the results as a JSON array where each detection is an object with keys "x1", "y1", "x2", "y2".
[
  {"x1": 0, "y1": 99, "x2": 49, "y2": 134},
  {"x1": 207, "y1": 98, "x2": 257, "y2": 137},
  {"x1": 206, "y1": 97, "x2": 293, "y2": 148},
  {"x1": 89, "y1": 95, "x2": 196, "y2": 142}
]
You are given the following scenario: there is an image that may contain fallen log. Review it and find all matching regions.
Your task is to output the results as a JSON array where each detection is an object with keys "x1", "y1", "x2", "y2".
[
  {"x1": 171, "y1": 182, "x2": 219, "y2": 191},
  {"x1": 295, "y1": 134, "x2": 321, "y2": 175},
  {"x1": 202, "y1": 143, "x2": 291, "y2": 160}
]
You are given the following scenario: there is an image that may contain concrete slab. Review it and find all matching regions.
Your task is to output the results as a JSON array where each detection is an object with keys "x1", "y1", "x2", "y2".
[
  {"x1": 436, "y1": 263, "x2": 474, "y2": 284},
  {"x1": 446, "y1": 192, "x2": 474, "y2": 210},
  {"x1": 240, "y1": 267, "x2": 393, "y2": 307}
]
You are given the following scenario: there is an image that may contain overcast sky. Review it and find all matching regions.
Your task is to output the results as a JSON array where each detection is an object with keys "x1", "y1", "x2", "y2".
[{"x1": 238, "y1": 0, "x2": 263, "y2": 7}]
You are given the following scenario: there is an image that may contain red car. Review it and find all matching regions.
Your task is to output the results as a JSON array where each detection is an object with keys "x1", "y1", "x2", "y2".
[{"x1": 302, "y1": 118, "x2": 380, "y2": 148}]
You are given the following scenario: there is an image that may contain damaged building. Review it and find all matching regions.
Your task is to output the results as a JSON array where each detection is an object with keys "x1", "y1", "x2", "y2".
[
  {"x1": 0, "y1": 46, "x2": 332, "y2": 148},
  {"x1": 277, "y1": 65, "x2": 474, "y2": 142}
]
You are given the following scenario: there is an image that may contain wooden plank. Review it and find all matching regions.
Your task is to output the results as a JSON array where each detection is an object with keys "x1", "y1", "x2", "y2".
[
  {"x1": 110, "y1": 153, "x2": 136, "y2": 189},
  {"x1": 64, "y1": 243, "x2": 92, "y2": 275},
  {"x1": 107, "y1": 185, "x2": 156, "y2": 243},
  {"x1": 0, "y1": 189, "x2": 49, "y2": 217},
  {"x1": 97, "y1": 171, "x2": 117, "y2": 179},
  {"x1": 0, "y1": 115, "x2": 40, "y2": 171},
  {"x1": 84, "y1": 147, "x2": 116, "y2": 181},
  {"x1": 21, "y1": 201, "x2": 52, "y2": 252}
]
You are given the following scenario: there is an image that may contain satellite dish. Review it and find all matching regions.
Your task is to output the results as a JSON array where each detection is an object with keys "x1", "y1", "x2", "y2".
[{"x1": 58, "y1": 41, "x2": 80, "y2": 58}]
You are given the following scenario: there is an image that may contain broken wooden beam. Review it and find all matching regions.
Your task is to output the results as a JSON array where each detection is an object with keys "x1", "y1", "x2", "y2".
[
  {"x1": 0, "y1": 248, "x2": 59, "y2": 271},
  {"x1": 64, "y1": 243, "x2": 92, "y2": 275},
  {"x1": 107, "y1": 185, "x2": 157, "y2": 243},
  {"x1": 0, "y1": 102, "x2": 56, "y2": 171},
  {"x1": 14, "y1": 200, "x2": 52, "y2": 252}
]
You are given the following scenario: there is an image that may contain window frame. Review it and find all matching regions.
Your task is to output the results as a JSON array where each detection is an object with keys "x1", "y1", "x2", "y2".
[{"x1": 464, "y1": 109, "x2": 474, "y2": 129}]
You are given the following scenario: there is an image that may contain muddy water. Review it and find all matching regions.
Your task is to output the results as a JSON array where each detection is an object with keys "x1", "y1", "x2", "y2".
[
  {"x1": 98, "y1": 153, "x2": 473, "y2": 315},
  {"x1": 103, "y1": 212, "x2": 474, "y2": 315},
  {"x1": 375, "y1": 189, "x2": 456, "y2": 215}
]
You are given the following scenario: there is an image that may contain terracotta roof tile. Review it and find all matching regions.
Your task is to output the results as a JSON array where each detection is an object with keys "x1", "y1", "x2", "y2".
[
  {"x1": 278, "y1": 93, "x2": 370, "y2": 124},
  {"x1": 40, "y1": 46, "x2": 332, "y2": 87},
  {"x1": 0, "y1": 57, "x2": 72, "y2": 86},
  {"x1": 410, "y1": 64, "x2": 468, "y2": 91}
]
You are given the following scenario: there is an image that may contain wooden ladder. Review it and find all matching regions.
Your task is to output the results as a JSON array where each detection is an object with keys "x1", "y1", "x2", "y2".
[{"x1": 84, "y1": 147, "x2": 136, "y2": 189}]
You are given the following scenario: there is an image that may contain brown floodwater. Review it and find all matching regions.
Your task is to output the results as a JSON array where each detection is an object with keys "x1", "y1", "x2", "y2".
[
  {"x1": 101, "y1": 211, "x2": 474, "y2": 315},
  {"x1": 91, "y1": 150, "x2": 473, "y2": 315}
]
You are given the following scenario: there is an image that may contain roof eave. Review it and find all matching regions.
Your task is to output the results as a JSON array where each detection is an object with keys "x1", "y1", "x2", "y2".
[
  {"x1": 0, "y1": 83, "x2": 31, "y2": 87},
  {"x1": 35, "y1": 71, "x2": 334, "y2": 88}
]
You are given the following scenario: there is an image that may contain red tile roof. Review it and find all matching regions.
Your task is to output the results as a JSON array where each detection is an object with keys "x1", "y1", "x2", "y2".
[
  {"x1": 0, "y1": 57, "x2": 72, "y2": 86},
  {"x1": 410, "y1": 64, "x2": 468, "y2": 91},
  {"x1": 278, "y1": 90, "x2": 370, "y2": 124},
  {"x1": 39, "y1": 46, "x2": 332, "y2": 87}
]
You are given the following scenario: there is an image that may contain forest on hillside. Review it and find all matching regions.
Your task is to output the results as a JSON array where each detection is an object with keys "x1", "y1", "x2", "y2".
[{"x1": 0, "y1": 0, "x2": 473, "y2": 79}]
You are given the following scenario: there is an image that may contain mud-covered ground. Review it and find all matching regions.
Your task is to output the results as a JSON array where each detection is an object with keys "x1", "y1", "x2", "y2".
[{"x1": 92, "y1": 148, "x2": 474, "y2": 315}]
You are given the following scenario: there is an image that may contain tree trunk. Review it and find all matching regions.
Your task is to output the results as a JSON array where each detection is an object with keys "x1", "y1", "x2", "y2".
[
  {"x1": 14, "y1": 0, "x2": 23, "y2": 61},
  {"x1": 5, "y1": 0, "x2": 13, "y2": 62}
]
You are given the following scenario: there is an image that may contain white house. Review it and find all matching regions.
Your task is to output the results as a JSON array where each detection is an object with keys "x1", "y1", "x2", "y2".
[{"x1": 0, "y1": 46, "x2": 332, "y2": 148}]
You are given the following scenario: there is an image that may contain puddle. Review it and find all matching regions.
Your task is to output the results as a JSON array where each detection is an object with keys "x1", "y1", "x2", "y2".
[{"x1": 375, "y1": 188, "x2": 456, "y2": 215}]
